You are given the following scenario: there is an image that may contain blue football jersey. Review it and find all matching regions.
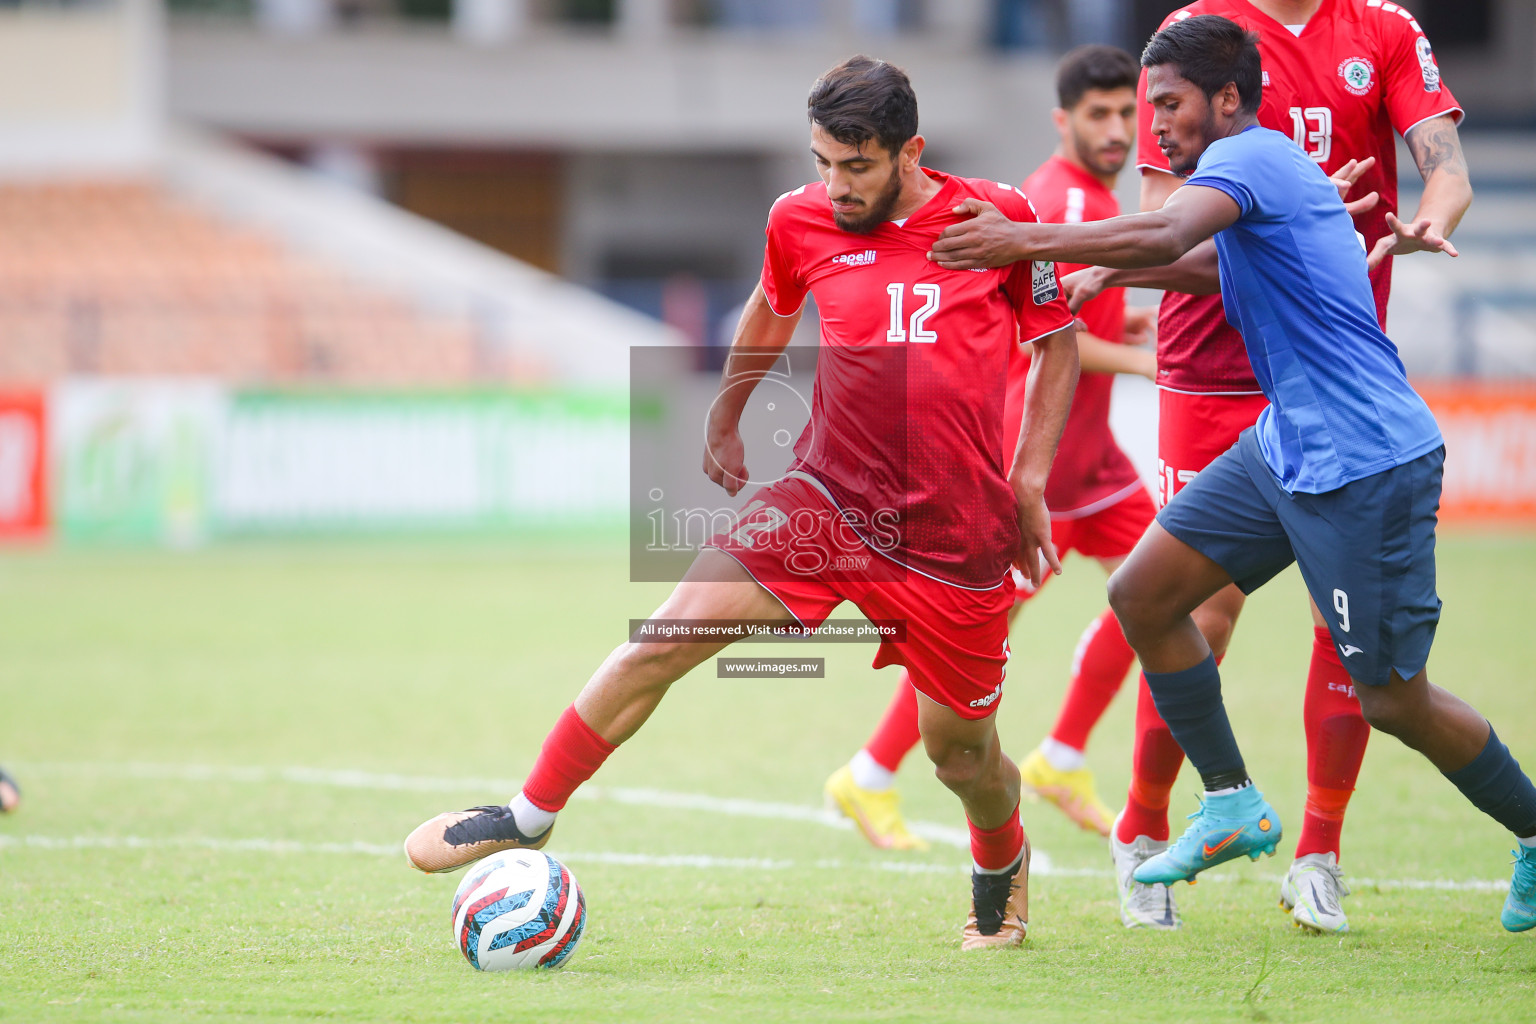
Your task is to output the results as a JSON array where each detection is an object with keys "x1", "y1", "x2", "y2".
[{"x1": 1184, "y1": 126, "x2": 1442, "y2": 493}]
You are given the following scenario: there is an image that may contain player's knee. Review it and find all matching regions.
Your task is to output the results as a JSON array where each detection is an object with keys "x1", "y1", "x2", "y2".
[
  {"x1": 611, "y1": 640, "x2": 699, "y2": 687},
  {"x1": 928, "y1": 744, "x2": 985, "y2": 793},
  {"x1": 1106, "y1": 567, "x2": 1159, "y2": 639},
  {"x1": 1355, "y1": 685, "x2": 1414, "y2": 736},
  {"x1": 1357, "y1": 699, "x2": 1403, "y2": 736}
]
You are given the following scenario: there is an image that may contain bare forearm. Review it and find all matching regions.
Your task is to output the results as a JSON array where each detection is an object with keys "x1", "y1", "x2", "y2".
[
  {"x1": 1406, "y1": 115, "x2": 1472, "y2": 238},
  {"x1": 1411, "y1": 167, "x2": 1472, "y2": 239},
  {"x1": 1010, "y1": 326, "x2": 1078, "y2": 495},
  {"x1": 1077, "y1": 332, "x2": 1156, "y2": 379},
  {"x1": 711, "y1": 286, "x2": 800, "y2": 427},
  {"x1": 1094, "y1": 239, "x2": 1221, "y2": 294},
  {"x1": 1003, "y1": 214, "x2": 1191, "y2": 270}
]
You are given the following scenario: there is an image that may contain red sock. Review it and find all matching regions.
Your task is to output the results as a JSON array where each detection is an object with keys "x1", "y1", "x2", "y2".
[
  {"x1": 969, "y1": 802, "x2": 1025, "y2": 871},
  {"x1": 864, "y1": 671, "x2": 923, "y2": 772},
  {"x1": 1049, "y1": 607, "x2": 1137, "y2": 752},
  {"x1": 1297, "y1": 626, "x2": 1370, "y2": 860},
  {"x1": 520, "y1": 705, "x2": 618, "y2": 812},
  {"x1": 1115, "y1": 674, "x2": 1185, "y2": 844}
]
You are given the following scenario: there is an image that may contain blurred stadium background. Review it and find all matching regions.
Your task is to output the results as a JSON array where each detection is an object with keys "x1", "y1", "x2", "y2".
[{"x1": 1, "y1": 0, "x2": 1533, "y2": 546}]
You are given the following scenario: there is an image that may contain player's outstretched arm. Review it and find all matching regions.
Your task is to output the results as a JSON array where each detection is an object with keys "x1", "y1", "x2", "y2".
[
  {"x1": 703, "y1": 283, "x2": 802, "y2": 496},
  {"x1": 1042, "y1": 167, "x2": 1222, "y2": 306},
  {"x1": 1076, "y1": 329, "x2": 1155, "y2": 380},
  {"x1": 929, "y1": 187, "x2": 1238, "y2": 273},
  {"x1": 1369, "y1": 114, "x2": 1471, "y2": 268},
  {"x1": 1060, "y1": 240, "x2": 1222, "y2": 314},
  {"x1": 1010, "y1": 323, "x2": 1078, "y2": 590}
]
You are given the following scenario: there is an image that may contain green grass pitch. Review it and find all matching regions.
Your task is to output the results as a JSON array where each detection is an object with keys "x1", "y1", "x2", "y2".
[{"x1": 1, "y1": 535, "x2": 1533, "y2": 1022}]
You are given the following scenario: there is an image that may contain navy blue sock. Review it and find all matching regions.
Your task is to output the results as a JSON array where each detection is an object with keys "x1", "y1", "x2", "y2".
[
  {"x1": 1443, "y1": 726, "x2": 1536, "y2": 839},
  {"x1": 1143, "y1": 653, "x2": 1249, "y2": 792}
]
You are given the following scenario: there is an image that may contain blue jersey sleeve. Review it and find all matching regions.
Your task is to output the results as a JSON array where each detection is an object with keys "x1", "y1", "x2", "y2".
[{"x1": 1186, "y1": 129, "x2": 1300, "y2": 227}]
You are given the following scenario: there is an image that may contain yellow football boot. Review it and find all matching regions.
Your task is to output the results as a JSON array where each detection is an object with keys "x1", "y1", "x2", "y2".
[
  {"x1": 824, "y1": 764, "x2": 929, "y2": 851},
  {"x1": 1019, "y1": 747, "x2": 1114, "y2": 837}
]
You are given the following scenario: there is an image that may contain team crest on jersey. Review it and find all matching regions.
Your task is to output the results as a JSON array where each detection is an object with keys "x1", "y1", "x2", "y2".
[
  {"x1": 1338, "y1": 57, "x2": 1375, "y2": 96},
  {"x1": 1415, "y1": 36, "x2": 1441, "y2": 93},
  {"x1": 1030, "y1": 260, "x2": 1059, "y2": 305},
  {"x1": 832, "y1": 249, "x2": 877, "y2": 268}
]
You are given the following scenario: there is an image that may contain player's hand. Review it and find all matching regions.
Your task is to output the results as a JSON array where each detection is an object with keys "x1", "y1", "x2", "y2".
[
  {"x1": 1329, "y1": 157, "x2": 1380, "y2": 218},
  {"x1": 928, "y1": 199, "x2": 1024, "y2": 270},
  {"x1": 703, "y1": 422, "x2": 750, "y2": 497},
  {"x1": 1060, "y1": 266, "x2": 1109, "y2": 314},
  {"x1": 1122, "y1": 305, "x2": 1158, "y2": 349},
  {"x1": 1343, "y1": 190, "x2": 1380, "y2": 218},
  {"x1": 1367, "y1": 212, "x2": 1459, "y2": 269},
  {"x1": 1012, "y1": 487, "x2": 1061, "y2": 591},
  {"x1": 1329, "y1": 156, "x2": 1375, "y2": 199}
]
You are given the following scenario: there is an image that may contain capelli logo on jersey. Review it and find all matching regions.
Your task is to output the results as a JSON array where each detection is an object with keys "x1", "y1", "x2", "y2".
[
  {"x1": 832, "y1": 250, "x2": 878, "y2": 268},
  {"x1": 969, "y1": 682, "x2": 1003, "y2": 709},
  {"x1": 1338, "y1": 57, "x2": 1375, "y2": 96}
]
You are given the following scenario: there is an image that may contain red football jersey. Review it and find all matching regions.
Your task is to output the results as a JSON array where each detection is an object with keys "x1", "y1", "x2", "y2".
[
  {"x1": 760, "y1": 169, "x2": 1075, "y2": 589},
  {"x1": 1005, "y1": 156, "x2": 1142, "y2": 516},
  {"x1": 1138, "y1": 0, "x2": 1463, "y2": 393}
]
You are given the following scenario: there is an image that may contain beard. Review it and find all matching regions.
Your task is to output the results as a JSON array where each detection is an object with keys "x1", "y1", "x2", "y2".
[
  {"x1": 1167, "y1": 107, "x2": 1218, "y2": 176},
  {"x1": 1074, "y1": 136, "x2": 1128, "y2": 179},
  {"x1": 832, "y1": 166, "x2": 904, "y2": 234}
]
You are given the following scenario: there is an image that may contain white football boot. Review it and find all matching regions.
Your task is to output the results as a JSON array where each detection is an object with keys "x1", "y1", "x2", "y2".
[
  {"x1": 1109, "y1": 811, "x2": 1181, "y2": 929},
  {"x1": 1280, "y1": 851, "x2": 1351, "y2": 933}
]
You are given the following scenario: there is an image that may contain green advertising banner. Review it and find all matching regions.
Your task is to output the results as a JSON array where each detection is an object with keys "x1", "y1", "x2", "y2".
[
  {"x1": 51, "y1": 381, "x2": 628, "y2": 543},
  {"x1": 53, "y1": 379, "x2": 224, "y2": 545},
  {"x1": 217, "y1": 390, "x2": 628, "y2": 534}
]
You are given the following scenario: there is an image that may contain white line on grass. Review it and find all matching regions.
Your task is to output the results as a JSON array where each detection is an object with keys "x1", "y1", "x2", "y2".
[
  {"x1": 0, "y1": 835, "x2": 1509, "y2": 892},
  {"x1": 17, "y1": 760, "x2": 972, "y2": 848},
  {"x1": 11, "y1": 762, "x2": 1513, "y2": 892},
  {"x1": 0, "y1": 834, "x2": 938, "y2": 873}
]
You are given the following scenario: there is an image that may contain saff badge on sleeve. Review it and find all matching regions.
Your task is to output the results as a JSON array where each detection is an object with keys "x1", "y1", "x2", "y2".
[{"x1": 1031, "y1": 260, "x2": 1060, "y2": 305}]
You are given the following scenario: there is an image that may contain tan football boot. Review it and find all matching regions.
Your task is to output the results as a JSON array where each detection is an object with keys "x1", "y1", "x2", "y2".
[
  {"x1": 961, "y1": 835, "x2": 1031, "y2": 950},
  {"x1": 403, "y1": 804, "x2": 553, "y2": 873}
]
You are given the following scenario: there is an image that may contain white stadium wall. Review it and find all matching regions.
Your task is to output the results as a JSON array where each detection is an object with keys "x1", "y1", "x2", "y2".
[{"x1": 0, "y1": 0, "x2": 162, "y2": 176}]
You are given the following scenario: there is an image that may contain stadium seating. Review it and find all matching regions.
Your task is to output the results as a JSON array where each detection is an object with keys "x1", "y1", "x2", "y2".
[{"x1": 0, "y1": 181, "x2": 483, "y2": 387}]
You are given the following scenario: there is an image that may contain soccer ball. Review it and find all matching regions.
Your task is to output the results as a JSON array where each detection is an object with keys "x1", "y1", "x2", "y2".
[{"x1": 450, "y1": 849, "x2": 586, "y2": 971}]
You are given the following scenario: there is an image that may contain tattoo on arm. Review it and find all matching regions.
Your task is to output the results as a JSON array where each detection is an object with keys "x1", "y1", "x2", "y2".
[{"x1": 1406, "y1": 115, "x2": 1468, "y2": 183}]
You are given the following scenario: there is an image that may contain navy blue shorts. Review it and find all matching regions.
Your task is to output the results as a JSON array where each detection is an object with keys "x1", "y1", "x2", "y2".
[{"x1": 1156, "y1": 428, "x2": 1444, "y2": 688}]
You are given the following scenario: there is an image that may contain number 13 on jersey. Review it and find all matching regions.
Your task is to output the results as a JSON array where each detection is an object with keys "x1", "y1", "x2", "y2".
[{"x1": 886, "y1": 283, "x2": 941, "y2": 343}]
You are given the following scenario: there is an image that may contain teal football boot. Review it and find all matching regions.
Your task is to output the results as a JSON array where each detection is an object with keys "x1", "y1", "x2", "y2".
[
  {"x1": 1502, "y1": 844, "x2": 1536, "y2": 932},
  {"x1": 1132, "y1": 787, "x2": 1282, "y2": 885}
]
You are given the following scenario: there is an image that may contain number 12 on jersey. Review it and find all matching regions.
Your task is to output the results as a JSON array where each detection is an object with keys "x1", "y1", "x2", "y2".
[{"x1": 886, "y1": 283, "x2": 941, "y2": 343}]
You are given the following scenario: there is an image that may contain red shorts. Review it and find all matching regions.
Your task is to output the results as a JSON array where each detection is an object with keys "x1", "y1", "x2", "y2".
[
  {"x1": 708, "y1": 474, "x2": 1014, "y2": 720},
  {"x1": 1010, "y1": 483, "x2": 1157, "y2": 605},
  {"x1": 1156, "y1": 389, "x2": 1270, "y2": 507}
]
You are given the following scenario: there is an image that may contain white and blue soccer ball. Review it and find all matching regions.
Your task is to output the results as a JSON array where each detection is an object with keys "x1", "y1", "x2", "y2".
[{"x1": 450, "y1": 849, "x2": 586, "y2": 971}]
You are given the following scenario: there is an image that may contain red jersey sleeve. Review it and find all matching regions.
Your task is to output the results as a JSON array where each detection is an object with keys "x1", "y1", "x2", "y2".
[
  {"x1": 760, "y1": 188, "x2": 811, "y2": 316},
  {"x1": 1375, "y1": 6, "x2": 1463, "y2": 136},
  {"x1": 996, "y1": 185, "x2": 1075, "y2": 344}
]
